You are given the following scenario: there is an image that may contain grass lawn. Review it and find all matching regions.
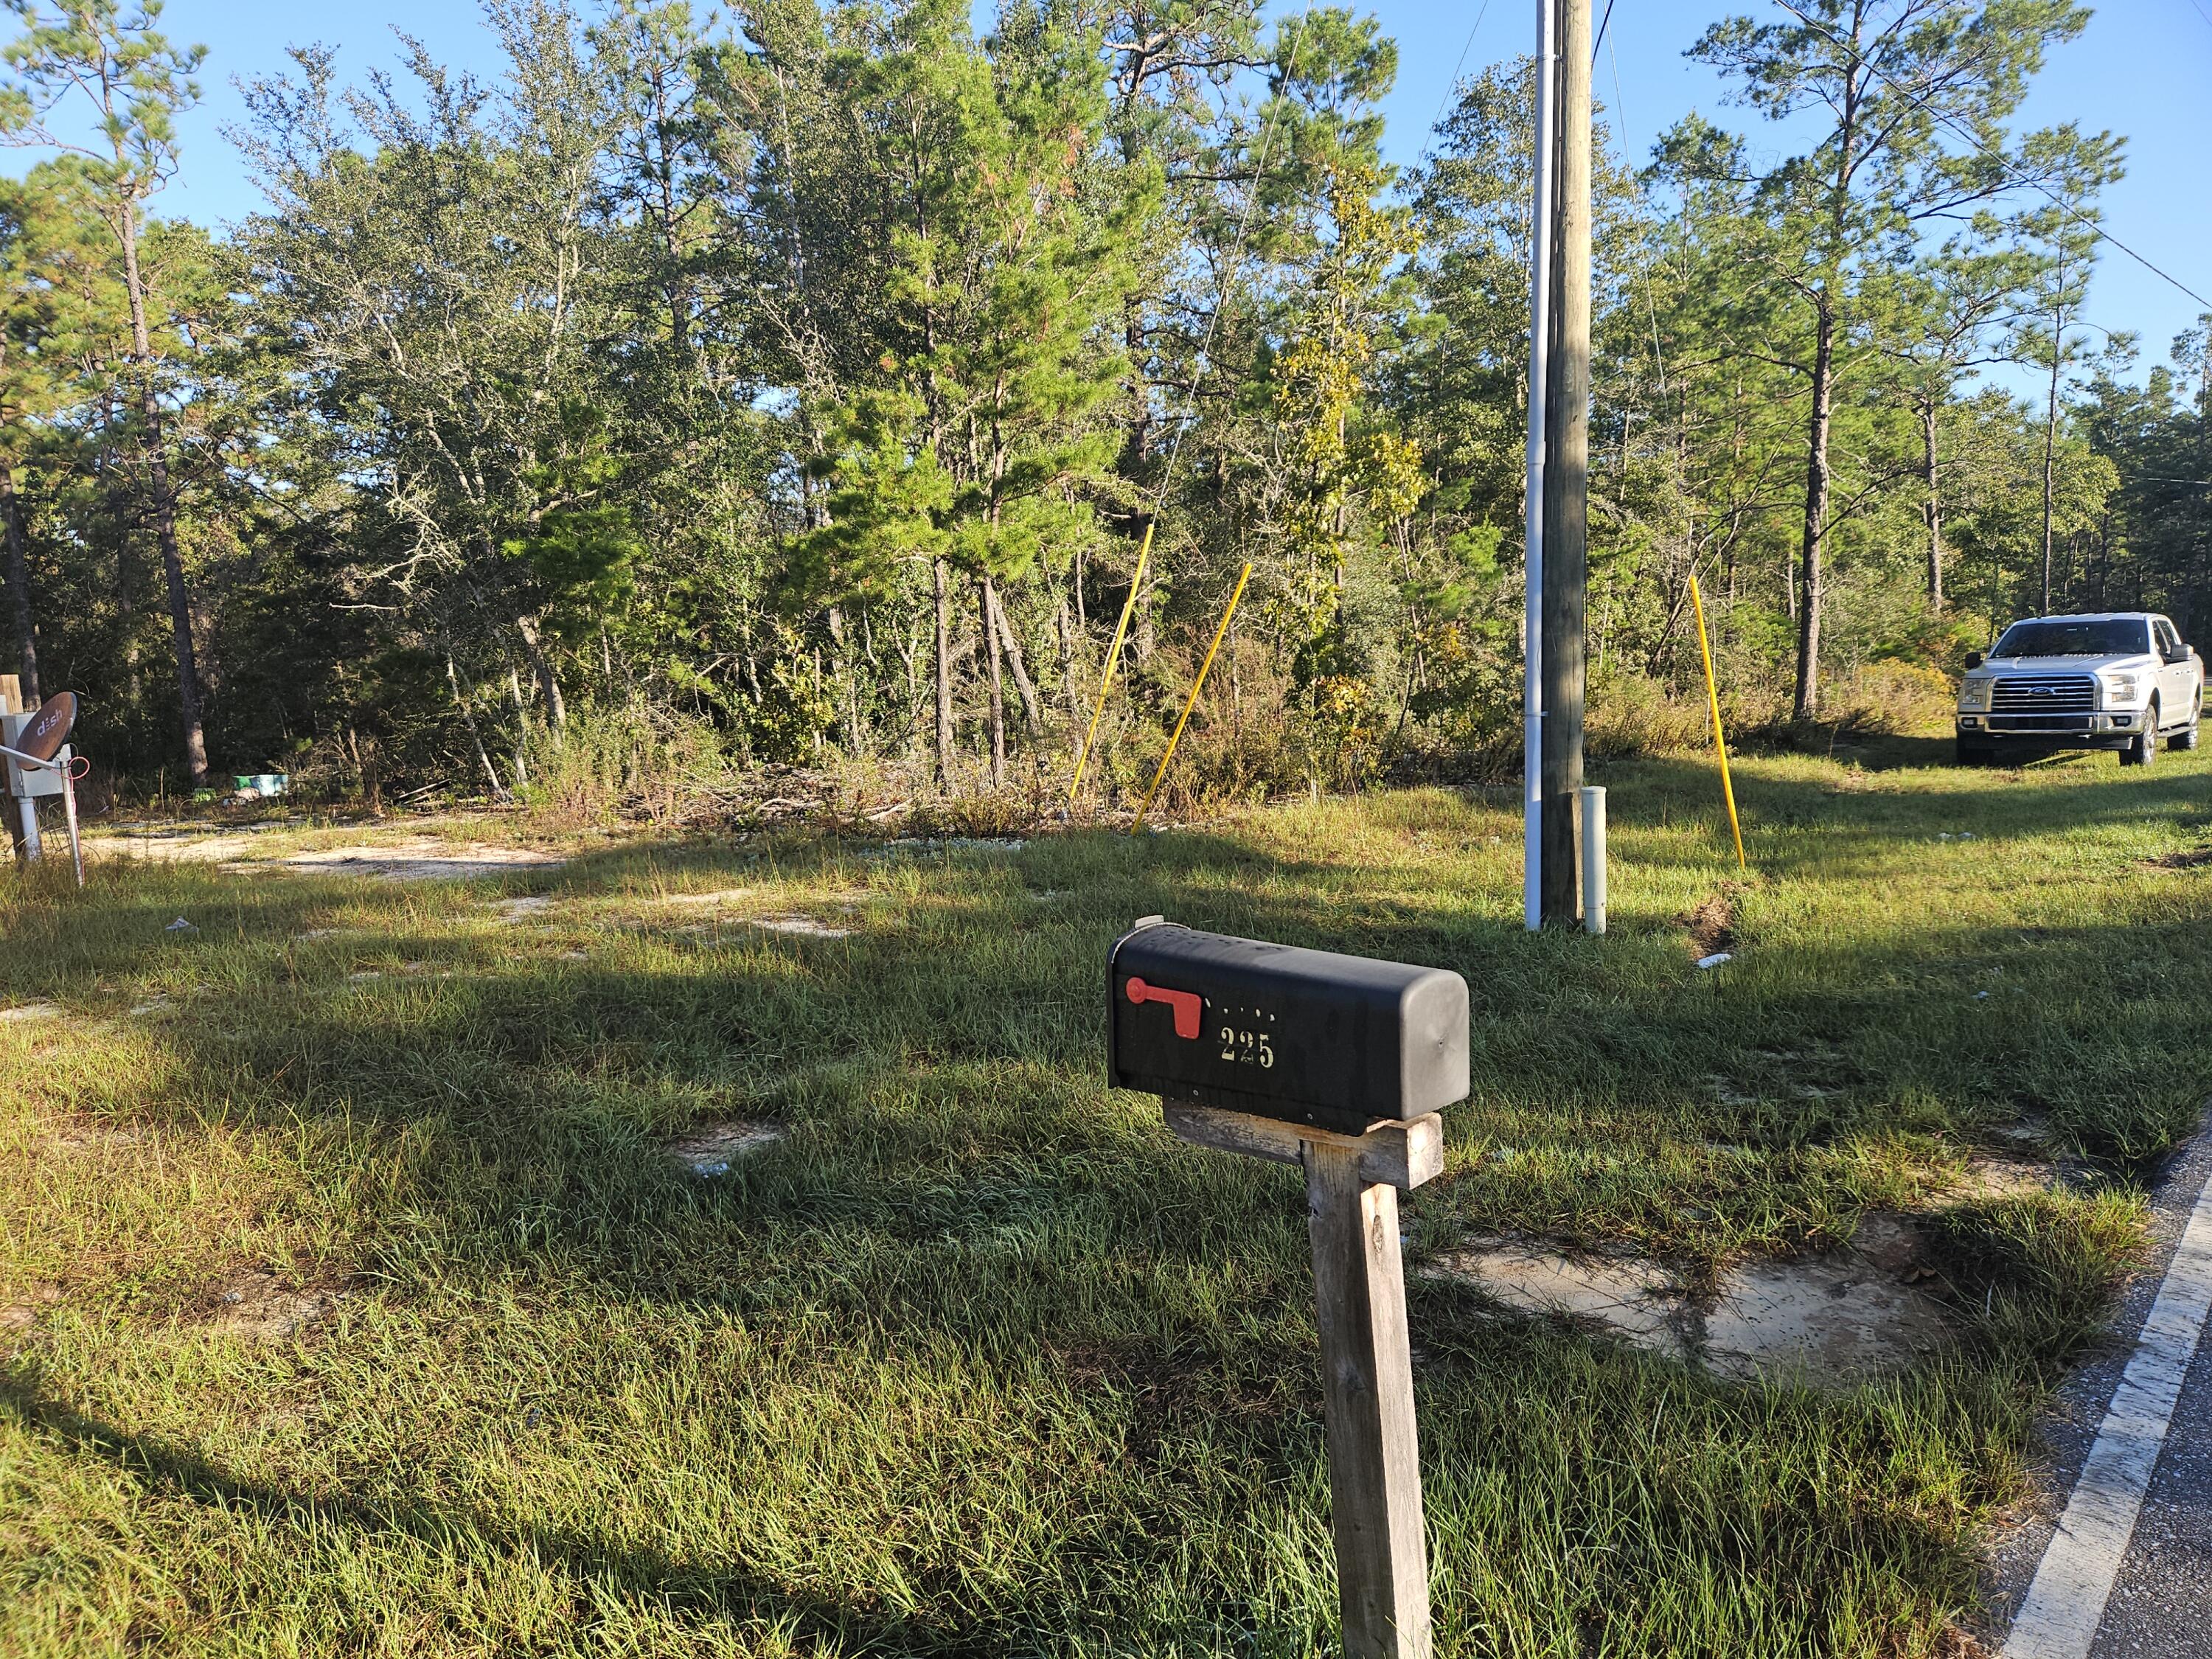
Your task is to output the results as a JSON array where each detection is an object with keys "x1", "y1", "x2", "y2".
[{"x1": 2, "y1": 737, "x2": 2208, "y2": 1656}]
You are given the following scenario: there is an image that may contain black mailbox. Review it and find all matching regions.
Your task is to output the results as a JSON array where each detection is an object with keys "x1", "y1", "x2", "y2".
[{"x1": 1108, "y1": 918, "x2": 1470, "y2": 1133}]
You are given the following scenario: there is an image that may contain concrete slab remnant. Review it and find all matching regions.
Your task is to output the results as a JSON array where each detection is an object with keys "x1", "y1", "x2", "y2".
[
  {"x1": 1701, "y1": 1258, "x2": 1952, "y2": 1382},
  {"x1": 1427, "y1": 1240, "x2": 1686, "y2": 1357}
]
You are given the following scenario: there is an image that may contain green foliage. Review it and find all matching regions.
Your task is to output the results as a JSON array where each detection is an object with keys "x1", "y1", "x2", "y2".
[{"x1": 0, "y1": 0, "x2": 2195, "y2": 809}]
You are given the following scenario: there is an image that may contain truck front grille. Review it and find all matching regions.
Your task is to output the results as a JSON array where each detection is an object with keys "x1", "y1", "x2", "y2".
[{"x1": 1990, "y1": 675, "x2": 2096, "y2": 714}]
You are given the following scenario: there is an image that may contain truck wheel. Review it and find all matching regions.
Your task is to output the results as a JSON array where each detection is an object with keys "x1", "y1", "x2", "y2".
[
  {"x1": 2123, "y1": 703, "x2": 2160, "y2": 767},
  {"x1": 2174, "y1": 704, "x2": 2202, "y2": 751}
]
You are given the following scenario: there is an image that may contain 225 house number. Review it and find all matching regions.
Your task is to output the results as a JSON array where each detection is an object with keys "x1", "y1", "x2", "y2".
[{"x1": 1220, "y1": 1027, "x2": 1275, "y2": 1067}]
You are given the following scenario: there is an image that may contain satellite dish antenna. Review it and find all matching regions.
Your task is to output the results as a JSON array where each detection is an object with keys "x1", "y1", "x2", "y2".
[
  {"x1": 17, "y1": 691, "x2": 75, "y2": 765},
  {"x1": 2, "y1": 690, "x2": 83, "y2": 888}
]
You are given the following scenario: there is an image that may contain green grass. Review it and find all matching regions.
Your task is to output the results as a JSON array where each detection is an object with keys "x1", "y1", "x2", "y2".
[{"x1": 2, "y1": 736, "x2": 2208, "y2": 1656}]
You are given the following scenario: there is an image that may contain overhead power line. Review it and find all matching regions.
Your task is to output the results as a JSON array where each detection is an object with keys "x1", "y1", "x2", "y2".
[
  {"x1": 1424, "y1": 0, "x2": 1495, "y2": 150},
  {"x1": 1787, "y1": 10, "x2": 2212, "y2": 312},
  {"x1": 1150, "y1": 3, "x2": 1316, "y2": 511}
]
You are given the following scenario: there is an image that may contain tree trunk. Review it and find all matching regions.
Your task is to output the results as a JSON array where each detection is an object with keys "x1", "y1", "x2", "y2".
[
  {"x1": 1054, "y1": 594, "x2": 1084, "y2": 735},
  {"x1": 114, "y1": 202, "x2": 208, "y2": 785},
  {"x1": 987, "y1": 577, "x2": 1042, "y2": 735},
  {"x1": 145, "y1": 410, "x2": 208, "y2": 785},
  {"x1": 2041, "y1": 341, "x2": 2061, "y2": 614},
  {"x1": 931, "y1": 557, "x2": 954, "y2": 786},
  {"x1": 978, "y1": 578, "x2": 1006, "y2": 787},
  {"x1": 0, "y1": 462, "x2": 38, "y2": 700},
  {"x1": 1921, "y1": 399, "x2": 1944, "y2": 612},
  {"x1": 515, "y1": 614, "x2": 567, "y2": 736},
  {"x1": 1794, "y1": 297, "x2": 1835, "y2": 720},
  {"x1": 828, "y1": 604, "x2": 864, "y2": 754},
  {"x1": 1133, "y1": 557, "x2": 1155, "y2": 663},
  {"x1": 1539, "y1": 0, "x2": 1592, "y2": 928},
  {"x1": 445, "y1": 650, "x2": 509, "y2": 800}
]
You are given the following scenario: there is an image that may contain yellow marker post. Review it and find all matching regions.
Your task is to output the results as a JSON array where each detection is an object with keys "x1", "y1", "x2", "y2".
[
  {"x1": 1688, "y1": 571, "x2": 1747, "y2": 870},
  {"x1": 1069, "y1": 523, "x2": 1153, "y2": 801},
  {"x1": 1132, "y1": 562, "x2": 1251, "y2": 835}
]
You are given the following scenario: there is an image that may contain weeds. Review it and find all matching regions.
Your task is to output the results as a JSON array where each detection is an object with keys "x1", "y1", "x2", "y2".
[{"x1": 1, "y1": 737, "x2": 2205, "y2": 1655}]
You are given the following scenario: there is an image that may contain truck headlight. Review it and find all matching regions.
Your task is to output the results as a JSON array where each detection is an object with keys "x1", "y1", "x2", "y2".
[
  {"x1": 2101, "y1": 673, "x2": 2141, "y2": 706},
  {"x1": 1958, "y1": 678, "x2": 1992, "y2": 712}
]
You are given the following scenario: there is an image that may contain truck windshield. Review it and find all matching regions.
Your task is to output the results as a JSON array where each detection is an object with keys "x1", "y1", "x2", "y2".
[{"x1": 1992, "y1": 619, "x2": 2150, "y2": 658}]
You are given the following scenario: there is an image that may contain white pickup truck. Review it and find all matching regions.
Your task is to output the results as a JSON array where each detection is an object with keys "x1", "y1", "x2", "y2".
[{"x1": 1956, "y1": 612, "x2": 2204, "y2": 766}]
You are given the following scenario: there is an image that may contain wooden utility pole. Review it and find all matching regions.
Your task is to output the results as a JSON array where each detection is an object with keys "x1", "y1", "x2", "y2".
[
  {"x1": 1520, "y1": 0, "x2": 1557, "y2": 931},
  {"x1": 1539, "y1": 0, "x2": 1592, "y2": 926}
]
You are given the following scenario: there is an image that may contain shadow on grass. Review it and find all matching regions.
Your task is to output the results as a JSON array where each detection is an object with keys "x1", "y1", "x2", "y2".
[
  {"x1": 6, "y1": 765, "x2": 2208, "y2": 1650},
  {"x1": 0, "y1": 1371, "x2": 1018, "y2": 1655}
]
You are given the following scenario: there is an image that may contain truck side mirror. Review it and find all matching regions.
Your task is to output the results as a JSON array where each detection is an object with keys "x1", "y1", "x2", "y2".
[{"x1": 1964, "y1": 651, "x2": 1983, "y2": 670}]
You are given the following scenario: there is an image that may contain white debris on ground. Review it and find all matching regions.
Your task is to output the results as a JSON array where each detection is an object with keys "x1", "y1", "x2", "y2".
[
  {"x1": 164, "y1": 917, "x2": 198, "y2": 933},
  {"x1": 667, "y1": 1121, "x2": 786, "y2": 1175},
  {"x1": 0, "y1": 1001, "x2": 63, "y2": 1023},
  {"x1": 277, "y1": 841, "x2": 568, "y2": 881},
  {"x1": 1694, "y1": 952, "x2": 1733, "y2": 970},
  {"x1": 863, "y1": 836, "x2": 1027, "y2": 858}
]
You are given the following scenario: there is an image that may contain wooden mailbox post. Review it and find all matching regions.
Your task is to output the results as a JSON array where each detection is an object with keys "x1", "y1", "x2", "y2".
[{"x1": 1110, "y1": 918, "x2": 1469, "y2": 1659}]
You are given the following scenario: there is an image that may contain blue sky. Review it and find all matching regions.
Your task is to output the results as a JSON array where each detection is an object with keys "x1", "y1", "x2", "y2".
[{"x1": 44, "y1": 0, "x2": 2212, "y2": 394}]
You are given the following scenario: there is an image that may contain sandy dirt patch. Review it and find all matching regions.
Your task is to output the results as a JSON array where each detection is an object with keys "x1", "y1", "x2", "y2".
[
  {"x1": 207, "y1": 1270, "x2": 348, "y2": 1343},
  {"x1": 88, "y1": 824, "x2": 285, "y2": 863},
  {"x1": 0, "y1": 1281, "x2": 65, "y2": 1332},
  {"x1": 667, "y1": 1121, "x2": 786, "y2": 1175},
  {"x1": 277, "y1": 840, "x2": 568, "y2": 880},
  {"x1": 748, "y1": 914, "x2": 853, "y2": 939}
]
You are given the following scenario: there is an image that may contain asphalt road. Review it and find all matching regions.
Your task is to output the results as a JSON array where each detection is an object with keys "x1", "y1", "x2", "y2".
[{"x1": 1985, "y1": 1119, "x2": 2212, "y2": 1658}]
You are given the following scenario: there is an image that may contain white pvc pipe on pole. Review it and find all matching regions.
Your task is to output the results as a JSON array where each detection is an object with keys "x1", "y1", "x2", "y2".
[{"x1": 1522, "y1": 0, "x2": 1557, "y2": 932}]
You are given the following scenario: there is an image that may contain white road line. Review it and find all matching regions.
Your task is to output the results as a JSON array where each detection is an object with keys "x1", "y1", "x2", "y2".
[{"x1": 2003, "y1": 1168, "x2": 2212, "y2": 1659}]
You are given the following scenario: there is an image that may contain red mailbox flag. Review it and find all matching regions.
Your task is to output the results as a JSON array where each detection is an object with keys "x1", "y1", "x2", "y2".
[
  {"x1": 1124, "y1": 976, "x2": 1203, "y2": 1040},
  {"x1": 15, "y1": 692, "x2": 74, "y2": 764}
]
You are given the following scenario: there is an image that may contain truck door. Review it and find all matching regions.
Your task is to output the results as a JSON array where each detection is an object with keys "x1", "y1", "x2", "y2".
[{"x1": 2154, "y1": 619, "x2": 2194, "y2": 726}]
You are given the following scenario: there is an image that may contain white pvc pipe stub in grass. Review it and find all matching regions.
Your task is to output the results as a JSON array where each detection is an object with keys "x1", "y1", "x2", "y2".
[{"x1": 1580, "y1": 786, "x2": 1605, "y2": 936}]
